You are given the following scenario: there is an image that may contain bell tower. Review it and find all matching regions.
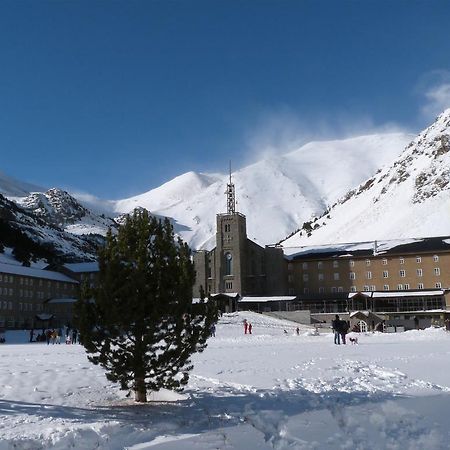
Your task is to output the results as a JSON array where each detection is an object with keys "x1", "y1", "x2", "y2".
[{"x1": 215, "y1": 163, "x2": 247, "y2": 294}]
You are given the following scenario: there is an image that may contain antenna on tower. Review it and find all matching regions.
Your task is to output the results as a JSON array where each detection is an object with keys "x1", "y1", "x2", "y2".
[{"x1": 226, "y1": 160, "x2": 236, "y2": 214}]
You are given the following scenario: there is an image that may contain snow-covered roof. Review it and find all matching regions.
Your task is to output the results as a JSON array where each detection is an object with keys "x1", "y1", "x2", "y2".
[
  {"x1": 239, "y1": 296, "x2": 297, "y2": 303},
  {"x1": 46, "y1": 298, "x2": 78, "y2": 304},
  {"x1": 210, "y1": 292, "x2": 240, "y2": 299},
  {"x1": 348, "y1": 292, "x2": 372, "y2": 299},
  {"x1": 35, "y1": 313, "x2": 54, "y2": 320},
  {"x1": 283, "y1": 236, "x2": 450, "y2": 261},
  {"x1": 63, "y1": 262, "x2": 99, "y2": 273},
  {"x1": 0, "y1": 263, "x2": 78, "y2": 284},
  {"x1": 350, "y1": 310, "x2": 371, "y2": 318},
  {"x1": 372, "y1": 290, "x2": 444, "y2": 298}
]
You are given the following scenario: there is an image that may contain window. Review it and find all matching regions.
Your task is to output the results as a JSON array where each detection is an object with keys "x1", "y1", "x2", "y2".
[
  {"x1": 365, "y1": 259, "x2": 371, "y2": 266},
  {"x1": 435, "y1": 282, "x2": 442, "y2": 289},
  {"x1": 404, "y1": 283, "x2": 410, "y2": 290},
  {"x1": 382, "y1": 259, "x2": 388, "y2": 265},
  {"x1": 349, "y1": 260, "x2": 355, "y2": 267},
  {"x1": 383, "y1": 284, "x2": 389, "y2": 291},
  {"x1": 433, "y1": 255, "x2": 439, "y2": 262},
  {"x1": 363, "y1": 285, "x2": 370, "y2": 291},
  {"x1": 333, "y1": 260, "x2": 339, "y2": 268},
  {"x1": 366, "y1": 271, "x2": 372, "y2": 279},
  {"x1": 399, "y1": 257, "x2": 404, "y2": 264},
  {"x1": 302, "y1": 262, "x2": 308, "y2": 270},
  {"x1": 416, "y1": 256, "x2": 422, "y2": 263},
  {"x1": 434, "y1": 267, "x2": 441, "y2": 276},
  {"x1": 303, "y1": 287, "x2": 309, "y2": 294},
  {"x1": 350, "y1": 286, "x2": 357, "y2": 292},
  {"x1": 349, "y1": 272, "x2": 356, "y2": 280},
  {"x1": 383, "y1": 270, "x2": 389, "y2": 278},
  {"x1": 317, "y1": 261, "x2": 323, "y2": 269},
  {"x1": 225, "y1": 281, "x2": 233, "y2": 290},
  {"x1": 303, "y1": 274, "x2": 309, "y2": 282},
  {"x1": 397, "y1": 284, "x2": 403, "y2": 290},
  {"x1": 399, "y1": 270, "x2": 406, "y2": 277},
  {"x1": 319, "y1": 287, "x2": 325, "y2": 293},
  {"x1": 318, "y1": 273, "x2": 324, "y2": 281},
  {"x1": 225, "y1": 253, "x2": 233, "y2": 275},
  {"x1": 370, "y1": 285, "x2": 376, "y2": 291},
  {"x1": 331, "y1": 287, "x2": 337, "y2": 293},
  {"x1": 338, "y1": 287, "x2": 343, "y2": 292},
  {"x1": 333, "y1": 273, "x2": 340, "y2": 281},
  {"x1": 415, "y1": 268, "x2": 423, "y2": 277},
  {"x1": 224, "y1": 224, "x2": 231, "y2": 233},
  {"x1": 418, "y1": 283, "x2": 424, "y2": 290}
]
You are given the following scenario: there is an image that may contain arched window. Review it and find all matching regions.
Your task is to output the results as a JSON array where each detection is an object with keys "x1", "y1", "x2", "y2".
[{"x1": 225, "y1": 252, "x2": 233, "y2": 275}]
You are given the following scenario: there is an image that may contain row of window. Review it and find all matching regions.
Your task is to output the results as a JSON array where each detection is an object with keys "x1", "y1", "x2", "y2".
[
  {"x1": 1, "y1": 300, "x2": 45, "y2": 311},
  {"x1": 0, "y1": 274, "x2": 76, "y2": 289},
  {"x1": 295, "y1": 255, "x2": 441, "y2": 271},
  {"x1": 300, "y1": 282, "x2": 443, "y2": 294},
  {"x1": 297, "y1": 267, "x2": 441, "y2": 283}
]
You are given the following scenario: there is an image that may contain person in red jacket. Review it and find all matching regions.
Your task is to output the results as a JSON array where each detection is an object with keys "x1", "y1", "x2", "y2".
[{"x1": 243, "y1": 319, "x2": 248, "y2": 334}]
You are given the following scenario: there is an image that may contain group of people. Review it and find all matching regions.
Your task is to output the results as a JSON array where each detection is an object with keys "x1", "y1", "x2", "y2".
[
  {"x1": 29, "y1": 327, "x2": 79, "y2": 345},
  {"x1": 243, "y1": 319, "x2": 253, "y2": 334},
  {"x1": 331, "y1": 315, "x2": 350, "y2": 345}
]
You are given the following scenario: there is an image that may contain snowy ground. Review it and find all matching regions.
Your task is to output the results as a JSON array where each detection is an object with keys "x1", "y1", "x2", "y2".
[{"x1": 1, "y1": 312, "x2": 450, "y2": 449}]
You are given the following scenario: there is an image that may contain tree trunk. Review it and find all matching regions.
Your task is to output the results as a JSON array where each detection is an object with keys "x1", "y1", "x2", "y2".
[{"x1": 134, "y1": 376, "x2": 147, "y2": 402}]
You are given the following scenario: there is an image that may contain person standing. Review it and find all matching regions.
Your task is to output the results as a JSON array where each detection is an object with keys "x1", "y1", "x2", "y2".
[
  {"x1": 243, "y1": 319, "x2": 248, "y2": 335},
  {"x1": 340, "y1": 320, "x2": 349, "y2": 345},
  {"x1": 332, "y1": 315, "x2": 342, "y2": 345},
  {"x1": 248, "y1": 323, "x2": 252, "y2": 334},
  {"x1": 29, "y1": 329, "x2": 34, "y2": 343}
]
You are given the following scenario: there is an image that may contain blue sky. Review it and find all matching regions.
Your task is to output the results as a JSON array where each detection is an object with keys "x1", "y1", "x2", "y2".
[{"x1": 1, "y1": 0, "x2": 450, "y2": 199}]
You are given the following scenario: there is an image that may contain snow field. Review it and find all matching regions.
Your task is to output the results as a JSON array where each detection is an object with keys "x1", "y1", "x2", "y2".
[{"x1": 0, "y1": 312, "x2": 449, "y2": 449}]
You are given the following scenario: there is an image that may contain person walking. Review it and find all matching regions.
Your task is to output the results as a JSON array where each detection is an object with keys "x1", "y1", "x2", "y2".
[{"x1": 332, "y1": 315, "x2": 342, "y2": 345}]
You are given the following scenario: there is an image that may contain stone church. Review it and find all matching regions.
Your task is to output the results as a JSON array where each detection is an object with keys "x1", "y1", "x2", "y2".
[{"x1": 192, "y1": 174, "x2": 287, "y2": 298}]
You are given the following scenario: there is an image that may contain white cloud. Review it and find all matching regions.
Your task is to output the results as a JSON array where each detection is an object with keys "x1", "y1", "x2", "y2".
[
  {"x1": 419, "y1": 71, "x2": 450, "y2": 120},
  {"x1": 240, "y1": 106, "x2": 408, "y2": 166}
]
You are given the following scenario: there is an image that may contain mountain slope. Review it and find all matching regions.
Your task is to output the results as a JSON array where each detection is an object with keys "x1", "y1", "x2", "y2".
[
  {"x1": 0, "y1": 193, "x2": 101, "y2": 262},
  {"x1": 15, "y1": 188, "x2": 117, "y2": 236},
  {"x1": 112, "y1": 133, "x2": 413, "y2": 249},
  {"x1": 282, "y1": 109, "x2": 450, "y2": 247}
]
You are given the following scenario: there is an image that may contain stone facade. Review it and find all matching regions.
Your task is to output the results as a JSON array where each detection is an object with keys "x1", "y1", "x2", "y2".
[{"x1": 193, "y1": 211, "x2": 287, "y2": 298}]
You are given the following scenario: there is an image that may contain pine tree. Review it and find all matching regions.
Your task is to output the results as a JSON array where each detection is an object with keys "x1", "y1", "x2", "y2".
[{"x1": 75, "y1": 209, "x2": 217, "y2": 402}]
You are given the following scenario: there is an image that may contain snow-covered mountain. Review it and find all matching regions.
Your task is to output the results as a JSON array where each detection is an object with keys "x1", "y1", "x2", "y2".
[
  {"x1": 15, "y1": 188, "x2": 117, "y2": 236},
  {"x1": 282, "y1": 109, "x2": 450, "y2": 248},
  {"x1": 0, "y1": 193, "x2": 101, "y2": 262},
  {"x1": 0, "y1": 130, "x2": 414, "y2": 258},
  {"x1": 111, "y1": 133, "x2": 413, "y2": 249}
]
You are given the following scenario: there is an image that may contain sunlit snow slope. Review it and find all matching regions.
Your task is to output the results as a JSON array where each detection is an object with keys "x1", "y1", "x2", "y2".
[{"x1": 282, "y1": 109, "x2": 450, "y2": 247}]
